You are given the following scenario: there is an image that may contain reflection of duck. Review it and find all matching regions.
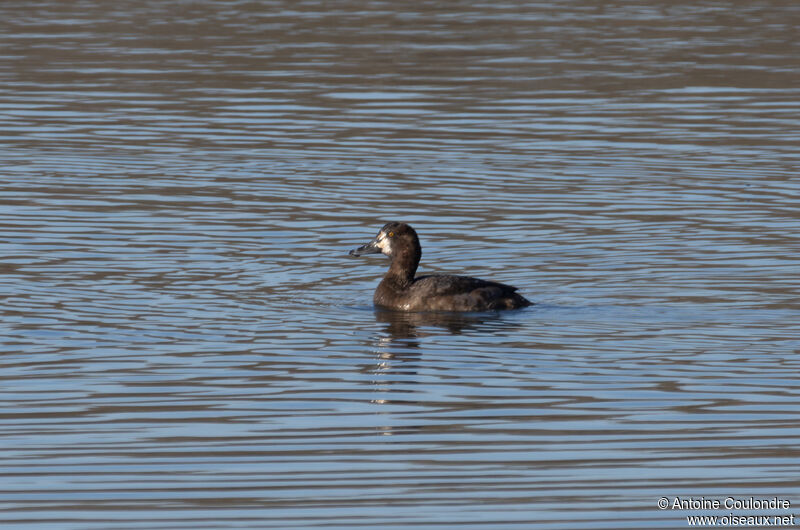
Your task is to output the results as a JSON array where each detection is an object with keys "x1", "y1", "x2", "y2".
[
  {"x1": 350, "y1": 222, "x2": 532, "y2": 311},
  {"x1": 374, "y1": 307, "x2": 512, "y2": 340},
  {"x1": 367, "y1": 308, "x2": 525, "y2": 436}
]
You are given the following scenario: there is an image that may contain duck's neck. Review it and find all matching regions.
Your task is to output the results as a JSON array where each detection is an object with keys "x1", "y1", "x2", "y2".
[{"x1": 384, "y1": 250, "x2": 419, "y2": 287}]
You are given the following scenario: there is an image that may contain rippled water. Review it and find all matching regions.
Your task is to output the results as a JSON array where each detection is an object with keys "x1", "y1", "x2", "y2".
[{"x1": 2, "y1": 1, "x2": 799, "y2": 528}]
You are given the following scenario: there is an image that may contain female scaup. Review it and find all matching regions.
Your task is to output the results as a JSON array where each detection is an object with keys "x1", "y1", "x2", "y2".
[{"x1": 349, "y1": 222, "x2": 532, "y2": 312}]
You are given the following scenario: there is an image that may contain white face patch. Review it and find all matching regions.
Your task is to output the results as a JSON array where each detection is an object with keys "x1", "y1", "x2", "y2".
[{"x1": 375, "y1": 231, "x2": 392, "y2": 254}]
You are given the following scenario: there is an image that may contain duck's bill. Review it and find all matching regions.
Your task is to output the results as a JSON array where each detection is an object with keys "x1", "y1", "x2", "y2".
[{"x1": 349, "y1": 238, "x2": 381, "y2": 256}]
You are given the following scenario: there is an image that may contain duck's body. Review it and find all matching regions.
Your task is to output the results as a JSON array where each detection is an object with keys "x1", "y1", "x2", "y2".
[
  {"x1": 375, "y1": 273, "x2": 530, "y2": 311},
  {"x1": 350, "y1": 222, "x2": 531, "y2": 312}
]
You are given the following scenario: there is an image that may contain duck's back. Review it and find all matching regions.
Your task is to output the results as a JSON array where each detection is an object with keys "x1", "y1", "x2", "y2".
[{"x1": 386, "y1": 274, "x2": 531, "y2": 312}]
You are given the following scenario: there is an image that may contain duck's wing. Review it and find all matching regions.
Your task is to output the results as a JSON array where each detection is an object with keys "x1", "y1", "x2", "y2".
[
  {"x1": 412, "y1": 274, "x2": 520, "y2": 296},
  {"x1": 410, "y1": 274, "x2": 531, "y2": 310}
]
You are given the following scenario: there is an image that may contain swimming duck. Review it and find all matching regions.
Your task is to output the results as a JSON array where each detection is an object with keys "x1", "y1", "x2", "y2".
[{"x1": 349, "y1": 222, "x2": 532, "y2": 311}]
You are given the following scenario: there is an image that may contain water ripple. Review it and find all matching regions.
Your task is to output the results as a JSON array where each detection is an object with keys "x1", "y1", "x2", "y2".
[{"x1": 2, "y1": 1, "x2": 800, "y2": 528}]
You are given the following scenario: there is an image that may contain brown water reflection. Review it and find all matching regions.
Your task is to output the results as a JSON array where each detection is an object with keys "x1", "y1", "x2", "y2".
[
  {"x1": 373, "y1": 307, "x2": 520, "y2": 339},
  {"x1": 1, "y1": 1, "x2": 799, "y2": 529}
]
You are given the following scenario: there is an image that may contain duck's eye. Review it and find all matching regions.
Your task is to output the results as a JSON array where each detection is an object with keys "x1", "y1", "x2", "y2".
[{"x1": 388, "y1": 231, "x2": 394, "y2": 238}]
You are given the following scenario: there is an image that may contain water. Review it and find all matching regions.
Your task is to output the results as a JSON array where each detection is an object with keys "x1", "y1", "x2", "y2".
[{"x1": 1, "y1": 1, "x2": 799, "y2": 528}]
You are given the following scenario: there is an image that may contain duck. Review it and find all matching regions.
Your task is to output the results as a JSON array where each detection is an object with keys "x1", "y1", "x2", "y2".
[{"x1": 349, "y1": 222, "x2": 532, "y2": 312}]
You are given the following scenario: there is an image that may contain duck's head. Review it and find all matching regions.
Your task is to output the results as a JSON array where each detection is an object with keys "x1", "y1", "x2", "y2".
[{"x1": 349, "y1": 222, "x2": 420, "y2": 259}]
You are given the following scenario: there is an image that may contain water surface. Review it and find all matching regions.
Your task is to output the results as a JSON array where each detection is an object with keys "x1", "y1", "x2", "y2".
[{"x1": 1, "y1": 1, "x2": 799, "y2": 528}]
